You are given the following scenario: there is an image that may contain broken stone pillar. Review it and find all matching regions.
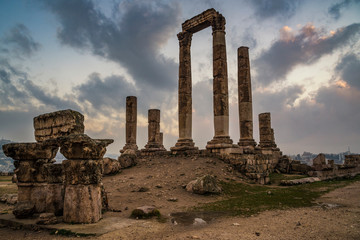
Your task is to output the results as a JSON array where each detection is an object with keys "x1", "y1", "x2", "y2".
[
  {"x1": 258, "y1": 113, "x2": 277, "y2": 149},
  {"x1": 171, "y1": 32, "x2": 198, "y2": 153},
  {"x1": 206, "y1": 14, "x2": 233, "y2": 152},
  {"x1": 238, "y1": 47, "x2": 256, "y2": 148},
  {"x1": 2, "y1": 142, "x2": 59, "y2": 216},
  {"x1": 60, "y1": 134, "x2": 113, "y2": 223},
  {"x1": 121, "y1": 96, "x2": 138, "y2": 153},
  {"x1": 34, "y1": 109, "x2": 84, "y2": 142},
  {"x1": 143, "y1": 109, "x2": 166, "y2": 154}
]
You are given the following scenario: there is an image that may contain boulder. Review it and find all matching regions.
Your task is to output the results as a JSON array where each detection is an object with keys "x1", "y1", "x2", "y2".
[
  {"x1": 0, "y1": 194, "x2": 18, "y2": 205},
  {"x1": 130, "y1": 206, "x2": 160, "y2": 219},
  {"x1": 118, "y1": 149, "x2": 137, "y2": 168},
  {"x1": 186, "y1": 175, "x2": 222, "y2": 195},
  {"x1": 59, "y1": 134, "x2": 113, "y2": 160},
  {"x1": 13, "y1": 201, "x2": 35, "y2": 219},
  {"x1": 102, "y1": 158, "x2": 121, "y2": 175}
]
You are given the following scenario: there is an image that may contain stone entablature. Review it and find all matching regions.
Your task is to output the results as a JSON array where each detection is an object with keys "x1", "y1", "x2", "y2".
[{"x1": 34, "y1": 109, "x2": 84, "y2": 142}]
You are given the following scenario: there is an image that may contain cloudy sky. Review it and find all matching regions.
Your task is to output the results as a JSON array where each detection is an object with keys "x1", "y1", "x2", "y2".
[{"x1": 0, "y1": 0, "x2": 359, "y2": 155}]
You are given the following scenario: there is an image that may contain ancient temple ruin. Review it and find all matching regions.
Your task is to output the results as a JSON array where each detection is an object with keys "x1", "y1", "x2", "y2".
[
  {"x1": 171, "y1": 9, "x2": 233, "y2": 153},
  {"x1": 2, "y1": 8, "x2": 360, "y2": 228},
  {"x1": 3, "y1": 110, "x2": 113, "y2": 223}
]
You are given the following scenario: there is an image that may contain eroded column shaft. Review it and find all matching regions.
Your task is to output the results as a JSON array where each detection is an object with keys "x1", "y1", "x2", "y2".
[
  {"x1": 238, "y1": 47, "x2": 256, "y2": 147},
  {"x1": 259, "y1": 112, "x2": 276, "y2": 148},
  {"x1": 178, "y1": 32, "x2": 193, "y2": 140},
  {"x1": 144, "y1": 109, "x2": 165, "y2": 151},
  {"x1": 212, "y1": 16, "x2": 229, "y2": 137},
  {"x1": 121, "y1": 96, "x2": 138, "y2": 152}
]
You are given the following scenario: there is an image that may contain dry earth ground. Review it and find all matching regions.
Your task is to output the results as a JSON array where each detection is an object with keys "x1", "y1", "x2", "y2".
[{"x1": 0, "y1": 156, "x2": 359, "y2": 239}]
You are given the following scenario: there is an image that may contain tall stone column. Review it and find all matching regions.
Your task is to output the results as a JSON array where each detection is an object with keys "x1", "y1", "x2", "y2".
[
  {"x1": 171, "y1": 32, "x2": 198, "y2": 153},
  {"x1": 238, "y1": 47, "x2": 256, "y2": 148},
  {"x1": 121, "y1": 96, "x2": 138, "y2": 153},
  {"x1": 258, "y1": 113, "x2": 276, "y2": 148},
  {"x1": 206, "y1": 15, "x2": 233, "y2": 152},
  {"x1": 143, "y1": 109, "x2": 166, "y2": 153}
]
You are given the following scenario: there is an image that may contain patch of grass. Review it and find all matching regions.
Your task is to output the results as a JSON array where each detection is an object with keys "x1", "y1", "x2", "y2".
[
  {"x1": 50, "y1": 229, "x2": 96, "y2": 237},
  {"x1": 269, "y1": 173, "x2": 308, "y2": 185},
  {"x1": 0, "y1": 183, "x2": 17, "y2": 195},
  {"x1": 196, "y1": 175, "x2": 360, "y2": 216}
]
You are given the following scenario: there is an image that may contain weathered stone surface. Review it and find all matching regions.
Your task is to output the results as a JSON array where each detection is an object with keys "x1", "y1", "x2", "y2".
[
  {"x1": 62, "y1": 159, "x2": 103, "y2": 185},
  {"x1": 121, "y1": 96, "x2": 138, "y2": 153},
  {"x1": 36, "y1": 212, "x2": 58, "y2": 225},
  {"x1": 63, "y1": 184, "x2": 102, "y2": 223},
  {"x1": 118, "y1": 150, "x2": 137, "y2": 168},
  {"x1": 143, "y1": 109, "x2": 166, "y2": 152},
  {"x1": 186, "y1": 175, "x2": 222, "y2": 194},
  {"x1": 59, "y1": 134, "x2": 113, "y2": 160},
  {"x1": 0, "y1": 194, "x2": 18, "y2": 205},
  {"x1": 44, "y1": 163, "x2": 63, "y2": 183},
  {"x1": 258, "y1": 113, "x2": 277, "y2": 149},
  {"x1": 45, "y1": 184, "x2": 64, "y2": 216},
  {"x1": 13, "y1": 201, "x2": 35, "y2": 219},
  {"x1": 102, "y1": 157, "x2": 121, "y2": 175},
  {"x1": 2, "y1": 142, "x2": 58, "y2": 161},
  {"x1": 238, "y1": 47, "x2": 256, "y2": 148},
  {"x1": 130, "y1": 206, "x2": 160, "y2": 219},
  {"x1": 34, "y1": 109, "x2": 84, "y2": 142},
  {"x1": 280, "y1": 177, "x2": 321, "y2": 186},
  {"x1": 312, "y1": 154, "x2": 327, "y2": 171},
  {"x1": 17, "y1": 183, "x2": 48, "y2": 213}
]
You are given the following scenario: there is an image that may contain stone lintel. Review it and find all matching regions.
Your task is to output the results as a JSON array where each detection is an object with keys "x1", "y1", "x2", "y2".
[{"x1": 182, "y1": 8, "x2": 218, "y2": 33}]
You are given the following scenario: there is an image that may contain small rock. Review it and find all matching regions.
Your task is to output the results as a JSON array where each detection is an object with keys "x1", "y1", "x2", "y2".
[
  {"x1": 232, "y1": 223, "x2": 240, "y2": 226},
  {"x1": 138, "y1": 187, "x2": 149, "y2": 192},
  {"x1": 36, "y1": 213, "x2": 57, "y2": 225},
  {"x1": 191, "y1": 236, "x2": 200, "y2": 239},
  {"x1": 267, "y1": 191, "x2": 272, "y2": 195},
  {"x1": 296, "y1": 221, "x2": 301, "y2": 226},
  {"x1": 130, "y1": 206, "x2": 160, "y2": 219},
  {"x1": 255, "y1": 232, "x2": 261, "y2": 236},
  {"x1": 13, "y1": 201, "x2": 35, "y2": 219},
  {"x1": 167, "y1": 197, "x2": 178, "y2": 202},
  {"x1": 155, "y1": 185, "x2": 162, "y2": 188},
  {"x1": 193, "y1": 218, "x2": 207, "y2": 225}
]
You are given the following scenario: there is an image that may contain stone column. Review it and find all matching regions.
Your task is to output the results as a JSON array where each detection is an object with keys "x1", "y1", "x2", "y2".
[
  {"x1": 238, "y1": 47, "x2": 256, "y2": 148},
  {"x1": 171, "y1": 32, "x2": 198, "y2": 153},
  {"x1": 258, "y1": 113, "x2": 276, "y2": 148},
  {"x1": 60, "y1": 134, "x2": 113, "y2": 223},
  {"x1": 206, "y1": 15, "x2": 233, "y2": 152},
  {"x1": 121, "y1": 96, "x2": 138, "y2": 153},
  {"x1": 2, "y1": 142, "x2": 59, "y2": 218},
  {"x1": 143, "y1": 109, "x2": 165, "y2": 152}
]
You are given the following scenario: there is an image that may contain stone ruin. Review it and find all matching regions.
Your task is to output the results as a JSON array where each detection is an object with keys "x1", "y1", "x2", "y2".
[
  {"x1": 3, "y1": 109, "x2": 113, "y2": 223},
  {"x1": 2, "y1": 8, "x2": 360, "y2": 225}
]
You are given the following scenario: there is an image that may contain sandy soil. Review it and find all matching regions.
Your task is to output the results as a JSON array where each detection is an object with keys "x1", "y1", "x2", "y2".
[{"x1": 0, "y1": 156, "x2": 359, "y2": 239}]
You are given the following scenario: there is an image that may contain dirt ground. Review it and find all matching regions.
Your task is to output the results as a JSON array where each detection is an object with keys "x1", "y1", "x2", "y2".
[{"x1": 0, "y1": 156, "x2": 359, "y2": 239}]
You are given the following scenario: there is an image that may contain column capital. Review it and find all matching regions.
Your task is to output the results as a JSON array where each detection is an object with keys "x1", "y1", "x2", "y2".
[
  {"x1": 177, "y1": 31, "x2": 192, "y2": 47},
  {"x1": 212, "y1": 15, "x2": 226, "y2": 32}
]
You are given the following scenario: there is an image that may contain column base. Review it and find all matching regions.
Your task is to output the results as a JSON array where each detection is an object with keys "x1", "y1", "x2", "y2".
[
  {"x1": 170, "y1": 138, "x2": 199, "y2": 154},
  {"x1": 120, "y1": 143, "x2": 138, "y2": 153},
  {"x1": 141, "y1": 142, "x2": 167, "y2": 155},
  {"x1": 206, "y1": 136, "x2": 234, "y2": 153}
]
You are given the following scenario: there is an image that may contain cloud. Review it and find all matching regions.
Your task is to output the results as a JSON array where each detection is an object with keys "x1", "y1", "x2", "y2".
[
  {"x1": 335, "y1": 53, "x2": 360, "y2": 90},
  {"x1": 253, "y1": 81, "x2": 360, "y2": 153},
  {"x1": 1, "y1": 24, "x2": 40, "y2": 58},
  {"x1": 40, "y1": 0, "x2": 180, "y2": 92},
  {"x1": 248, "y1": 0, "x2": 301, "y2": 19},
  {"x1": 254, "y1": 23, "x2": 360, "y2": 86},
  {"x1": 75, "y1": 73, "x2": 137, "y2": 114},
  {"x1": 328, "y1": 0, "x2": 360, "y2": 20}
]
